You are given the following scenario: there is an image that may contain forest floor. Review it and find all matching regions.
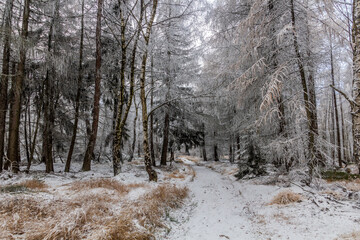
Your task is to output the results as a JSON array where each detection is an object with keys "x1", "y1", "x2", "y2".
[
  {"x1": 165, "y1": 157, "x2": 360, "y2": 240},
  {"x1": 1, "y1": 157, "x2": 360, "y2": 239}
]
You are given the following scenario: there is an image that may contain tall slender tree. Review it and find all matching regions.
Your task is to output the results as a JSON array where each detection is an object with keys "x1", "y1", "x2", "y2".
[
  {"x1": 0, "y1": 0, "x2": 14, "y2": 172},
  {"x1": 139, "y1": 0, "x2": 158, "y2": 181},
  {"x1": 82, "y1": 0, "x2": 104, "y2": 171},
  {"x1": 7, "y1": 0, "x2": 31, "y2": 173}
]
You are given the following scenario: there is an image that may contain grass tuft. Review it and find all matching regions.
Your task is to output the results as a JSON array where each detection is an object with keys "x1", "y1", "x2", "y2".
[
  {"x1": 269, "y1": 190, "x2": 303, "y2": 205},
  {"x1": 69, "y1": 178, "x2": 145, "y2": 195}
]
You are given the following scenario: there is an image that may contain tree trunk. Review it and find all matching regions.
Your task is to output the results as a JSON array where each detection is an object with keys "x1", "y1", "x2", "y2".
[
  {"x1": 202, "y1": 123, "x2": 207, "y2": 161},
  {"x1": 160, "y1": 112, "x2": 170, "y2": 166},
  {"x1": 160, "y1": 3, "x2": 172, "y2": 167},
  {"x1": 352, "y1": 0, "x2": 360, "y2": 168},
  {"x1": 28, "y1": 103, "x2": 41, "y2": 172},
  {"x1": 43, "y1": 45, "x2": 53, "y2": 173},
  {"x1": 24, "y1": 98, "x2": 30, "y2": 169},
  {"x1": 150, "y1": 55, "x2": 156, "y2": 166},
  {"x1": 65, "y1": 0, "x2": 85, "y2": 173},
  {"x1": 82, "y1": 0, "x2": 103, "y2": 171},
  {"x1": 330, "y1": 32, "x2": 343, "y2": 167},
  {"x1": 129, "y1": 100, "x2": 138, "y2": 162},
  {"x1": 290, "y1": 0, "x2": 318, "y2": 177},
  {"x1": 229, "y1": 136, "x2": 234, "y2": 163},
  {"x1": 213, "y1": 131, "x2": 219, "y2": 162},
  {"x1": 7, "y1": 0, "x2": 30, "y2": 173},
  {"x1": 340, "y1": 100, "x2": 348, "y2": 162},
  {"x1": 139, "y1": 0, "x2": 158, "y2": 181},
  {"x1": 0, "y1": 0, "x2": 13, "y2": 172},
  {"x1": 113, "y1": 0, "x2": 144, "y2": 175}
]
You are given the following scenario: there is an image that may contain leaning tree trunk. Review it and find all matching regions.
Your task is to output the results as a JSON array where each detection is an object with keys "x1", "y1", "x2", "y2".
[
  {"x1": 65, "y1": 0, "x2": 85, "y2": 172},
  {"x1": 0, "y1": 0, "x2": 13, "y2": 172},
  {"x1": 139, "y1": 0, "x2": 158, "y2": 182},
  {"x1": 7, "y1": 0, "x2": 30, "y2": 173},
  {"x1": 82, "y1": 0, "x2": 103, "y2": 171}
]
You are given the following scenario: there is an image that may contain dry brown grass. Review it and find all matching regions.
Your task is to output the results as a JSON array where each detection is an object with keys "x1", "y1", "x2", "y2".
[
  {"x1": 164, "y1": 169, "x2": 186, "y2": 180},
  {"x1": 0, "y1": 181, "x2": 188, "y2": 240},
  {"x1": 337, "y1": 231, "x2": 360, "y2": 240},
  {"x1": 21, "y1": 179, "x2": 49, "y2": 190},
  {"x1": 97, "y1": 184, "x2": 188, "y2": 239},
  {"x1": 0, "y1": 179, "x2": 48, "y2": 193},
  {"x1": 69, "y1": 178, "x2": 145, "y2": 195},
  {"x1": 269, "y1": 191, "x2": 303, "y2": 205},
  {"x1": 134, "y1": 184, "x2": 188, "y2": 228}
]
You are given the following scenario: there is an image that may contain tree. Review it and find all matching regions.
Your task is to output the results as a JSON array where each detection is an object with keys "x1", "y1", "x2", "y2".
[
  {"x1": 113, "y1": 0, "x2": 145, "y2": 175},
  {"x1": 0, "y1": 0, "x2": 13, "y2": 172},
  {"x1": 7, "y1": 0, "x2": 31, "y2": 173},
  {"x1": 82, "y1": 0, "x2": 104, "y2": 171},
  {"x1": 65, "y1": 0, "x2": 85, "y2": 172},
  {"x1": 139, "y1": 0, "x2": 158, "y2": 181}
]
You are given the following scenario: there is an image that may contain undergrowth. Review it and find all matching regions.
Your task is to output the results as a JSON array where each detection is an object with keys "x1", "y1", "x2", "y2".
[
  {"x1": 0, "y1": 178, "x2": 188, "y2": 240},
  {"x1": 269, "y1": 190, "x2": 303, "y2": 205}
]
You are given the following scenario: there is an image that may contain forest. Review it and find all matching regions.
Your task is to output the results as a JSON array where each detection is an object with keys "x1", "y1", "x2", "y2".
[{"x1": 1, "y1": 0, "x2": 360, "y2": 239}]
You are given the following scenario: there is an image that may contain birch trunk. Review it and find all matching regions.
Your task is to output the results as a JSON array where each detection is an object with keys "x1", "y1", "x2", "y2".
[{"x1": 139, "y1": 0, "x2": 158, "y2": 181}]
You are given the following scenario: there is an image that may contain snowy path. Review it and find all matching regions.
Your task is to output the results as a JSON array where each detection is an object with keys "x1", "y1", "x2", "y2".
[
  {"x1": 167, "y1": 165, "x2": 259, "y2": 240},
  {"x1": 165, "y1": 161, "x2": 360, "y2": 240}
]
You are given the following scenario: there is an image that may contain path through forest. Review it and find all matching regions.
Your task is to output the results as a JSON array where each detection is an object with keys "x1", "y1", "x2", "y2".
[
  {"x1": 164, "y1": 157, "x2": 360, "y2": 240},
  {"x1": 166, "y1": 162, "x2": 262, "y2": 240}
]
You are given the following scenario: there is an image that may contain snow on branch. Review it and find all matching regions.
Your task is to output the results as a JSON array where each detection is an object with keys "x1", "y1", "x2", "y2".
[{"x1": 260, "y1": 64, "x2": 288, "y2": 112}]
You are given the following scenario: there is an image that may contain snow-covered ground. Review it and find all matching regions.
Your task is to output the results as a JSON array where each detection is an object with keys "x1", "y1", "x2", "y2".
[
  {"x1": 1, "y1": 157, "x2": 360, "y2": 239},
  {"x1": 164, "y1": 157, "x2": 360, "y2": 240}
]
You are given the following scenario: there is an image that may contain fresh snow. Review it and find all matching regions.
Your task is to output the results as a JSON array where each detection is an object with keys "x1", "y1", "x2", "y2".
[
  {"x1": 1, "y1": 158, "x2": 360, "y2": 239},
  {"x1": 163, "y1": 158, "x2": 360, "y2": 240}
]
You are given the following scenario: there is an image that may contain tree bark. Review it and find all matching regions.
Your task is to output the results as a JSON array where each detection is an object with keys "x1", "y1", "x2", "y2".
[
  {"x1": 160, "y1": 3, "x2": 172, "y2": 166},
  {"x1": 213, "y1": 131, "x2": 219, "y2": 162},
  {"x1": 160, "y1": 112, "x2": 170, "y2": 165},
  {"x1": 65, "y1": 0, "x2": 85, "y2": 172},
  {"x1": 202, "y1": 123, "x2": 207, "y2": 161},
  {"x1": 43, "y1": 5, "x2": 58, "y2": 173},
  {"x1": 150, "y1": 55, "x2": 156, "y2": 166},
  {"x1": 352, "y1": 0, "x2": 360, "y2": 168},
  {"x1": 0, "y1": 0, "x2": 13, "y2": 172},
  {"x1": 330, "y1": 32, "x2": 343, "y2": 167},
  {"x1": 7, "y1": 0, "x2": 30, "y2": 173},
  {"x1": 113, "y1": 0, "x2": 144, "y2": 175},
  {"x1": 139, "y1": 0, "x2": 158, "y2": 181},
  {"x1": 290, "y1": 0, "x2": 319, "y2": 177},
  {"x1": 129, "y1": 99, "x2": 138, "y2": 162},
  {"x1": 82, "y1": 0, "x2": 104, "y2": 171}
]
